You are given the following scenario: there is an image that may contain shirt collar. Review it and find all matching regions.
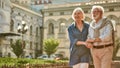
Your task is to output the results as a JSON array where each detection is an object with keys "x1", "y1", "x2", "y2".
[
  {"x1": 95, "y1": 18, "x2": 103, "y2": 25},
  {"x1": 90, "y1": 18, "x2": 104, "y2": 29},
  {"x1": 73, "y1": 20, "x2": 85, "y2": 28}
]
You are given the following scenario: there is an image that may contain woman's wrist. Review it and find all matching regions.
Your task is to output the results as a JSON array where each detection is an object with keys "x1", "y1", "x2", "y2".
[{"x1": 83, "y1": 42, "x2": 87, "y2": 46}]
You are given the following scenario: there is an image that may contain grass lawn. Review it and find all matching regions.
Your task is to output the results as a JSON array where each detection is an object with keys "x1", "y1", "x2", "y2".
[{"x1": 0, "y1": 57, "x2": 68, "y2": 67}]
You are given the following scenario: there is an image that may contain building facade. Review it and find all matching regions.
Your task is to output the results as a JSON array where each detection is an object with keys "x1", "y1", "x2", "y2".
[
  {"x1": 0, "y1": 0, "x2": 43, "y2": 58},
  {"x1": 42, "y1": 0, "x2": 120, "y2": 58},
  {"x1": 0, "y1": 0, "x2": 12, "y2": 57}
]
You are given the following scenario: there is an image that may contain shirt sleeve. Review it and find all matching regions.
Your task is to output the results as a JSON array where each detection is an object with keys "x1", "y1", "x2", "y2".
[
  {"x1": 87, "y1": 27, "x2": 94, "y2": 39},
  {"x1": 68, "y1": 27, "x2": 78, "y2": 51},
  {"x1": 87, "y1": 27, "x2": 91, "y2": 39},
  {"x1": 99, "y1": 23, "x2": 113, "y2": 42}
]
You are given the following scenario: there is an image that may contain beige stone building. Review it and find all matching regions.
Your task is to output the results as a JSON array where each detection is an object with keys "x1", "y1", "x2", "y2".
[
  {"x1": 42, "y1": 0, "x2": 120, "y2": 58},
  {"x1": 0, "y1": 0, "x2": 43, "y2": 58},
  {"x1": 0, "y1": 0, "x2": 12, "y2": 57}
]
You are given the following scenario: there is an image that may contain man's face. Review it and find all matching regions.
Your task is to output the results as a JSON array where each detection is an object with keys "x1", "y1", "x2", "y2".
[
  {"x1": 92, "y1": 8, "x2": 102, "y2": 20},
  {"x1": 74, "y1": 11, "x2": 83, "y2": 21}
]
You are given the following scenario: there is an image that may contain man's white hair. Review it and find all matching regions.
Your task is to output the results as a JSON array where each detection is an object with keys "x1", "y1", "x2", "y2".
[
  {"x1": 91, "y1": 5, "x2": 104, "y2": 14},
  {"x1": 91, "y1": 5, "x2": 104, "y2": 19},
  {"x1": 72, "y1": 7, "x2": 85, "y2": 21}
]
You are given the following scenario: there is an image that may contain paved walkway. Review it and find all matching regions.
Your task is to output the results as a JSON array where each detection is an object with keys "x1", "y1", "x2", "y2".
[{"x1": 112, "y1": 61, "x2": 120, "y2": 68}]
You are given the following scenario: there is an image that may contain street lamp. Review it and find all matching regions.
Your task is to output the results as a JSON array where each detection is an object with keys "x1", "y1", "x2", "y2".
[{"x1": 17, "y1": 21, "x2": 28, "y2": 48}]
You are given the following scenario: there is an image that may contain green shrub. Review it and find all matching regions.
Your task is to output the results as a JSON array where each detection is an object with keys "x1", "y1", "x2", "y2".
[
  {"x1": 44, "y1": 60, "x2": 56, "y2": 63},
  {"x1": 0, "y1": 57, "x2": 68, "y2": 67},
  {"x1": 17, "y1": 60, "x2": 29, "y2": 64}
]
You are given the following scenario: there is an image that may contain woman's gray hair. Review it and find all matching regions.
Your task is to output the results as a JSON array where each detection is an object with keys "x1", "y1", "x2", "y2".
[{"x1": 72, "y1": 7, "x2": 85, "y2": 21}]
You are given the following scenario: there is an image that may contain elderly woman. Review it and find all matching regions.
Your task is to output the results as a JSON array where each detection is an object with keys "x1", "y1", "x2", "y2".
[{"x1": 68, "y1": 7, "x2": 90, "y2": 68}]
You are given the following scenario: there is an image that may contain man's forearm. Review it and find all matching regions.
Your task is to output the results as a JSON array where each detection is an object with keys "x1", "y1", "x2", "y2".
[{"x1": 86, "y1": 39, "x2": 95, "y2": 43}]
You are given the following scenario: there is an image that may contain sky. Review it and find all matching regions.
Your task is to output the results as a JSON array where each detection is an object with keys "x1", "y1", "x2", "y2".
[
  {"x1": 51, "y1": 0, "x2": 90, "y2": 4},
  {"x1": 31, "y1": 0, "x2": 91, "y2": 11}
]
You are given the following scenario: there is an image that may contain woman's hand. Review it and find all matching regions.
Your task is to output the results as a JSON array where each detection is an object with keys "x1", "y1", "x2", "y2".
[{"x1": 86, "y1": 43, "x2": 93, "y2": 48}]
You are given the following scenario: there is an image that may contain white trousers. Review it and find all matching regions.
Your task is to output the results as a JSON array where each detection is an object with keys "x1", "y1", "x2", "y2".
[{"x1": 73, "y1": 63, "x2": 89, "y2": 68}]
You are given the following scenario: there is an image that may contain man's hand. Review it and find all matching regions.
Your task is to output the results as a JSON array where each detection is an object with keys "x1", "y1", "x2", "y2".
[
  {"x1": 86, "y1": 43, "x2": 93, "y2": 48},
  {"x1": 94, "y1": 38, "x2": 102, "y2": 42}
]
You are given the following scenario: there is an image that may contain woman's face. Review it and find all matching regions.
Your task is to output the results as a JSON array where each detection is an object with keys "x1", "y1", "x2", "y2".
[{"x1": 74, "y1": 11, "x2": 83, "y2": 21}]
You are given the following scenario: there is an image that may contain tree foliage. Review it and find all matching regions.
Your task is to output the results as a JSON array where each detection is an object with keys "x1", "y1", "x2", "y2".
[
  {"x1": 11, "y1": 39, "x2": 23, "y2": 58},
  {"x1": 43, "y1": 38, "x2": 59, "y2": 57}
]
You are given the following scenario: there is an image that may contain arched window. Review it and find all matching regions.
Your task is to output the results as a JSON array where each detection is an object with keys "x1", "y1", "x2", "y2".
[
  {"x1": 30, "y1": 41, "x2": 32, "y2": 49},
  {"x1": 48, "y1": 23, "x2": 54, "y2": 34},
  {"x1": 10, "y1": 19, "x2": 14, "y2": 31},
  {"x1": 0, "y1": 0, "x2": 1, "y2": 8},
  {"x1": 36, "y1": 42, "x2": 38, "y2": 50},
  {"x1": 0, "y1": 13, "x2": 3, "y2": 22},
  {"x1": 2, "y1": 1, "x2": 4, "y2": 8},
  {"x1": 30, "y1": 25, "x2": 32, "y2": 36},
  {"x1": 36, "y1": 27, "x2": 38, "y2": 37},
  {"x1": 59, "y1": 22, "x2": 65, "y2": 33}
]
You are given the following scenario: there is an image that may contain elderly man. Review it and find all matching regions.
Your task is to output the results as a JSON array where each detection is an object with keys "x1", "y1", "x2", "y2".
[{"x1": 87, "y1": 5, "x2": 114, "y2": 68}]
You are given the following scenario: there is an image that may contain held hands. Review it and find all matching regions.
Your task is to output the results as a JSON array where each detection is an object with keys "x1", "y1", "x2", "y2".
[
  {"x1": 85, "y1": 38, "x2": 102, "y2": 48},
  {"x1": 85, "y1": 39, "x2": 94, "y2": 48},
  {"x1": 86, "y1": 42, "x2": 93, "y2": 48},
  {"x1": 86, "y1": 38, "x2": 102, "y2": 43},
  {"x1": 76, "y1": 41, "x2": 93, "y2": 48},
  {"x1": 83, "y1": 42, "x2": 93, "y2": 48}
]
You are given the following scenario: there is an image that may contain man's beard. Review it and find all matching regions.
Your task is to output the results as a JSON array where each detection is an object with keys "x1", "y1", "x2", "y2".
[{"x1": 93, "y1": 14, "x2": 100, "y2": 20}]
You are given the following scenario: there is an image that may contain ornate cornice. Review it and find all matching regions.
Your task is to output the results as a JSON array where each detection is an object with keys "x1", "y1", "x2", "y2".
[
  {"x1": 42, "y1": 1, "x2": 120, "y2": 12},
  {"x1": 11, "y1": 3, "x2": 42, "y2": 17}
]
